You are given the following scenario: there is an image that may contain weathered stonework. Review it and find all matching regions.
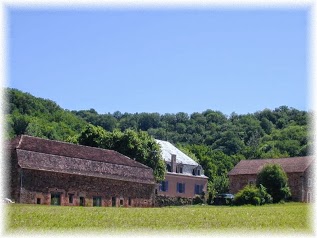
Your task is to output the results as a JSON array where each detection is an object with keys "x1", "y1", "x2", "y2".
[{"x1": 16, "y1": 169, "x2": 155, "y2": 207}]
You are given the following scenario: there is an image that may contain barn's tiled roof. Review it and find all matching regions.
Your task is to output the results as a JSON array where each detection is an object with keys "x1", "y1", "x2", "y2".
[
  {"x1": 155, "y1": 139, "x2": 198, "y2": 166},
  {"x1": 228, "y1": 156, "x2": 314, "y2": 176},
  {"x1": 9, "y1": 135, "x2": 155, "y2": 184}
]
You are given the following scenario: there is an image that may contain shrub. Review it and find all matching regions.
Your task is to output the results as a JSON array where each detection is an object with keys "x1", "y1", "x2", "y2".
[
  {"x1": 155, "y1": 195, "x2": 193, "y2": 207},
  {"x1": 233, "y1": 184, "x2": 272, "y2": 206},
  {"x1": 258, "y1": 184, "x2": 273, "y2": 204},
  {"x1": 234, "y1": 185, "x2": 259, "y2": 205},
  {"x1": 193, "y1": 196, "x2": 204, "y2": 205},
  {"x1": 251, "y1": 196, "x2": 261, "y2": 206}
]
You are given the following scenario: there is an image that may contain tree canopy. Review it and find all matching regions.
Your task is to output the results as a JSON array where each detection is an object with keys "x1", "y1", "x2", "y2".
[
  {"x1": 256, "y1": 164, "x2": 292, "y2": 203},
  {"x1": 75, "y1": 125, "x2": 166, "y2": 182}
]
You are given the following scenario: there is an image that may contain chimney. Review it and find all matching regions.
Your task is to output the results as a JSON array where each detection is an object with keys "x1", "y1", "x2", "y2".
[{"x1": 171, "y1": 154, "x2": 176, "y2": 173}]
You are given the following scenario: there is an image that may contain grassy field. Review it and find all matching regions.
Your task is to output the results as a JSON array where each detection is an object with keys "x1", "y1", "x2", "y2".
[{"x1": 5, "y1": 203, "x2": 314, "y2": 235}]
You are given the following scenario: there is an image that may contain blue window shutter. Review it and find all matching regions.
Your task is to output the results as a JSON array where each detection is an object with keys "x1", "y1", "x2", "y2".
[
  {"x1": 183, "y1": 183, "x2": 185, "y2": 193},
  {"x1": 177, "y1": 183, "x2": 179, "y2": 192},
  {"x1": 166, "y1": 181, "x2": 169, "y2": 191}
]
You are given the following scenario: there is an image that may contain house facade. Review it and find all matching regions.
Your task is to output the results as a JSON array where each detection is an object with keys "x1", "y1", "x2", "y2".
[
  {"x1": 228, "y1": 156, "x2": 314, "y2": 202},
  {"x1": 155, "y1": 139, "x2": 208, "y2": 198},
  {"x1": 8, "y1": 135, "x2": 156, "y2": 207}
]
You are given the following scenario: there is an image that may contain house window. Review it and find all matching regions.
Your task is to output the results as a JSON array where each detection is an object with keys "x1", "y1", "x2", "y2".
[
  {"x1": 166, "y1": 164, "x2": 172, "y2": 172},
  {"x1": 196, "y1": 169, "x2": 201, "y2": 176},
  {"x1": 51, "y1": 193, "x2": 61, "y2": 206},
  {"x1": 36, "y1": 198, "x2": 41, "y2": 204},
  {"x1": 195, "y1": 184, "x2": 204, "y2": 195},
  {"x1": 68, "y1": 194, "x2": 74, "y2": 204},
  {"x1": 176, "y1": 166, "x2": 183, "y2": 174},
  {"x1": 93, "y1": 196, "x2": 102, "y2": 207},
  {"x1": 249, "y1": 180, "x2": 255, "y2": 186},
  {"x1": 160, "y1": 181, "x2": 169, "y2": 192},
  {"x1": 128, "y1": 197, "x2": 132, "y2": 206},
  {"x1": 177, "y1": 183, "x2": 185, "y2": 193},
  {"x1": 193, "y1": 167, "x2": 201, "y2": 176}
]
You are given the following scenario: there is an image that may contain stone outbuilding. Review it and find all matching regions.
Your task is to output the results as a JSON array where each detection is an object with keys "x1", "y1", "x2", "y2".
[
  {"x1": 228, "y1": 156, "x2": 314, "y2": 202},
  {"x1": 8, "y1": 135, "x2": 156, "y2": 207},
  {"x1": 155, "y1": 139, "x2": 208, "y2": 199}
]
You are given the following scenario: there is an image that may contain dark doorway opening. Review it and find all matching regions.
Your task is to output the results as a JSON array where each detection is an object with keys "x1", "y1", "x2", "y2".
[
  {"x1": 79, "y1": 197, "x2": 85, "y2": 206},
  {"x1": 51, "y1": 193, "x2": 61, "y2": 205}
]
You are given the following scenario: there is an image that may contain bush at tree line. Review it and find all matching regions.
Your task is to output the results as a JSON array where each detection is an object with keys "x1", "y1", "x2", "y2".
[{"x1": 233, "y1": 184, "x2": 272, "y2": 206}]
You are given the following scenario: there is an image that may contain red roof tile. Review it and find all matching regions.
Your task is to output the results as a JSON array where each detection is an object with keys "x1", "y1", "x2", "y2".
[
  {"x1": 228, "y1": 156, "x2": 314, "y2": 176},
  {"x1": 10, "y1": 135, "x2": 148, "y2": 168},
  {"x1": 9, "y1": 135, "x2": 155, "y2": 184}
]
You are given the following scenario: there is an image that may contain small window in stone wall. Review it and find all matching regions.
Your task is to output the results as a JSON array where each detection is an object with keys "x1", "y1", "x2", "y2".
[
  {"x1": 112, "y1": 197, "x2": 116, "y2": 207},
  {"x1": 69, "y1": 194, "x2": 74, "y2": 204},
  {"x1": 51, "y1": 193, "x2": 61, "y2": 206},
  {"x1": 93, "y1": 196, "x2": 102, "y2": 207},
  {"x1": 128, "y1": 197, "x2": 132, "y2": 206},
  {"x1": 36, "y1": 198, "x2": 41, "y2": 204},
  {"x1": 249, "y1": 180, "x2": 255, "y2": 186},
  {"x1": 79, "y1": 197, "x2": 85, "y2": 206},
  {"x1": 120, "y1": 198, "x2": 124, "y2": 207},
  {"x1": 308, "y1": 178, "x2": 312, "y2": 187}
]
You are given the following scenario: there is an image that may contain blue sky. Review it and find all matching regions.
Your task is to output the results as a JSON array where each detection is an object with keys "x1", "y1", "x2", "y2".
[{"x1": 7, "y1": 7, "x2": 309, "y2": 115}]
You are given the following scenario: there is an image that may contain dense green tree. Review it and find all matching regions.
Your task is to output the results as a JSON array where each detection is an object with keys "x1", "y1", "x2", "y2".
[
  {"x1": 77, "y1": 124, "x2": 108, "y2": 147},
  {"x1": 256, "y1": 164, "x2": 291, "y2": 203},
  {"x1": 77, "y1": 126, "x2": 166, "y2": 182},
  {"x1": 6, "y1": 88, "x2": 87, "y2": 140}
]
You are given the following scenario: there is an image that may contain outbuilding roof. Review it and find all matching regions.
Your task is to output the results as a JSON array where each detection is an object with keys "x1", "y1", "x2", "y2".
[
  {"x1": 228, "y1": 156, "x2": 314, "y2": 176},
  {"x1": 9, "y1": 135, "x2": 155, "y2": 184},
  {"x1": 155, "y1": 139, "x2": 198, "y2": 166}
]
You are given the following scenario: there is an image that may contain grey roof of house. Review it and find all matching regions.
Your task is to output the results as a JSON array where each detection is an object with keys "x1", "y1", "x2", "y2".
[{"x1": 155, "y1": 139, "x2": 198, "y2": 166}]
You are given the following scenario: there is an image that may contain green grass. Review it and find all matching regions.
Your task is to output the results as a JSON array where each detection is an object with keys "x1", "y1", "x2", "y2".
[{"x1": 5, "y1": 203, "x2": 314, "y2": 234}]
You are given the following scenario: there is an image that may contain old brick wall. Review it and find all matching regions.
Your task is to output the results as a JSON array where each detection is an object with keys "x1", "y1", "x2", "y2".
[
  {"x1": 229, "y1": 172, "x2": 312, "y2": 202},
  {"x1": 303, "y1": 164, "x2": 314, "y2": 202},
  {"x1": 229, "y1": 174, "x2": 257, "y2": 194},
  {"x1": 286, "y1": 173, "x2": 303, "y2": 201},
  {"x1": 8, "y1": 150, "x2": 21, "y2": 203},
  {"x1": 19, "y1": 169, "x2": 155, "y2": 207}
]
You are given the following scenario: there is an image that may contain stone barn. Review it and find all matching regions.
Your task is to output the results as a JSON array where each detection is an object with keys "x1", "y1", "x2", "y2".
[
  {"x1": 8, "y1": 135, "x2": 156, "y2": 207},
  {"x1": 228, "y1": 156, "x2": 314, "y2": 202}
]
